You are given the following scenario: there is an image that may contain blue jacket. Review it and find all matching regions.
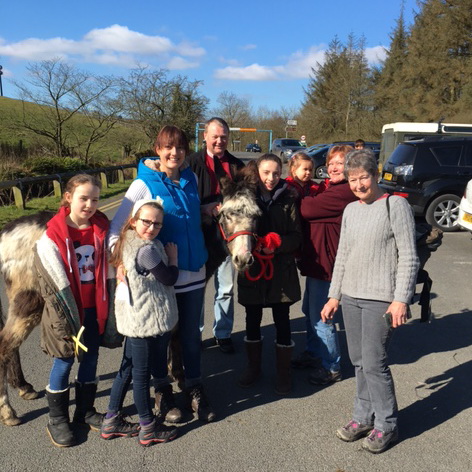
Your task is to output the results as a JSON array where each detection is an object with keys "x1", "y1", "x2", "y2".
[{"x1": 137, "y1": 160, "x2": 208, "y2": 272}]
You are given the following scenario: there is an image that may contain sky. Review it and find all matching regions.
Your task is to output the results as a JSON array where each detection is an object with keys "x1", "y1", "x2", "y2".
[{"x1": 0, "y1": 0, "x2": 419, "y2": 115}]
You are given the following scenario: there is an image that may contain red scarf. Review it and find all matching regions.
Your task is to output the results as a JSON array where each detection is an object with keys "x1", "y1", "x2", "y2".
[{"x1": 46, "y1": 206, "x2": 110, "y2": 334}]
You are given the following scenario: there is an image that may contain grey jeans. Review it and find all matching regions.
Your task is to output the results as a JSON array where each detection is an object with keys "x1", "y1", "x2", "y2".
[{"x1": 342, "y1": 295, "x2": 398, "y2": 433}]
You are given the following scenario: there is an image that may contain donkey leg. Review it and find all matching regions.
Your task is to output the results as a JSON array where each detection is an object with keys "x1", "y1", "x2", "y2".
[
  {"x1": 168, "y1": 329, "x2": 185, "y2": 391},
  {"x1": 7, "y1": 350, "x2": 39, "y2": 400},
  {"x1": 0, "y1": 290, "x2": 43, "y2": 426}
]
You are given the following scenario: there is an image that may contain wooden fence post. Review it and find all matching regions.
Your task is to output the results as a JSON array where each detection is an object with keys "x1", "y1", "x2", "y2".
[
  {"x1": 99, "y1": 172, "x2": 108, "y2": 188},
  {"x1": 12, "y1": 186, "x2": 25, "y2": 209}
]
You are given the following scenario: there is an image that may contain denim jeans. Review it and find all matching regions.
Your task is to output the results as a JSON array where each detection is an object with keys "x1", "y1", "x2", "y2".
[
  {"x1": 107, "y1": 333, "x2": 170, "y2": 422},
  {"x1": 213, "y1": 256, "x2": 235, "y2": 339},
  {"x1": 342, "y1": 295, "x2": 397, "y2": 433},
  {"x1": 302, "y1": 277, "x2": 341, "y2": 373},
  {"x1": 177, "y1": 288, "x2": 205, "y2": 383},
  {"x1": 49, "y1": 308, "x2": 101, "y2": 391}
]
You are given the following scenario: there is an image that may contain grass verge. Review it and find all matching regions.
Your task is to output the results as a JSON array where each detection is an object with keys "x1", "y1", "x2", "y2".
[{"x1": 0, "y1": 181, "x2": 130, "y2": 229}]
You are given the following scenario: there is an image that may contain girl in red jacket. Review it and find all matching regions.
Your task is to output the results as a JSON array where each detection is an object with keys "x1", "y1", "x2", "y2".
[
  {"x1": 35, "y1": 174, "x2": 110, "y2": 448},
  {"x1": 285, "y1": 152, "x2": 321, "y2": 199}
]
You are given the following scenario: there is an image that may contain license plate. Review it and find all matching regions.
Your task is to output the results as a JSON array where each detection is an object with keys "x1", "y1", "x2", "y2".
[
  {"x1": 463, "y1": 212, "x2": 472, "y2": 223},
  {"x1": 383, "y1": 172, "x2": 392, "y2": 181}
]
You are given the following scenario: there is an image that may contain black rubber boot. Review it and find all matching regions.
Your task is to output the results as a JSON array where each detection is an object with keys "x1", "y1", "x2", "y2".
[
  {"x1": 73, "y1": 379, "x2": 104, "y2": 431},
  {"x1": 238, "y1": 337, "x2": 263, "y2": 388},
  {"x1": 46, "y1": 386, "x2": 76, "y2": 447}
]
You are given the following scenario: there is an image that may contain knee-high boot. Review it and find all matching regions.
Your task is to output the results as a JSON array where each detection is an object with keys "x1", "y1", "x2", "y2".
[
  {"x1": 238, "y1": 337, "x2": 263, "y2": 388},
  {"x1": 46, "y1": 385, "x2": 76, "y2": 447},
  {"x1": 73, "y1": 378, "x2": 104, "y2": 431},
  {"x1": 275, "y1": 341, "x2": 294, "y2": 395}
]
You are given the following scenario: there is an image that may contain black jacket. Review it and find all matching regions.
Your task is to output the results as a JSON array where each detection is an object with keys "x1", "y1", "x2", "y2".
[{"x1": 187, "y1": 148, "x2": 245, "y2": 205}]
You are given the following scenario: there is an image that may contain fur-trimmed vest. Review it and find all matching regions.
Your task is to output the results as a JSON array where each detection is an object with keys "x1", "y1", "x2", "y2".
[{"x1": 115, "y1": 231, "x2": 178, "y2": 338}]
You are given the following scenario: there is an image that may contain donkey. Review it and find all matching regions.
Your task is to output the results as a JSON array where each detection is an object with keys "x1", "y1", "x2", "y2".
[{"x1": 0, "y1": 170, "x2": 261, "y2": 426}]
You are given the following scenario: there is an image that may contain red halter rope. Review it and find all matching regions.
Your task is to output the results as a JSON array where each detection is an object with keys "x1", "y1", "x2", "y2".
[
  {"x1": 217, "y1": 220, "x2": 281, "y2": 282},
  {"x1": 217, "y1": 220, "x2": 256, "y2": 244},
  {"x1": 244, "y1": 232, "x2": 282, "y2": 282}
]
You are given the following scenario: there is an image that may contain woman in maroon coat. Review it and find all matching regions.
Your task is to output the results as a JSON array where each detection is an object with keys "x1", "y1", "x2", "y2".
[{"x1": 294, "y1": 145, "x2": 357, "y2": 385}]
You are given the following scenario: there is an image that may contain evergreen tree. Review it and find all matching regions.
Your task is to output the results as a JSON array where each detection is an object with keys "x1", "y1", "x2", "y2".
[
  {"x1": 400, "y1": 0, "x2": 472, "y2": 121},
  {"x1": 374, "y1": 6, "x2": 410, "y2": 121},
  {"x1": 300, "y1": 35, "x2": 375, "y2": 142}
]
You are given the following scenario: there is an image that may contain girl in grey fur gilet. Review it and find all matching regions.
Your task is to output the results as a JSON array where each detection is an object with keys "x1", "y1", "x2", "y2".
[{"x1": 102, "y1": 198, "x2": 180, "y2": 446}]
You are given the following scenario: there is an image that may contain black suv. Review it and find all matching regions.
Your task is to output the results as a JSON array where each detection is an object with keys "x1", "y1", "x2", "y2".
[
  {"x1": 306, "y1": 141, "x2": 380, "y2": 179},
  {"x1": 380, "y1": 137, "x2": 472, "y2": 231}
]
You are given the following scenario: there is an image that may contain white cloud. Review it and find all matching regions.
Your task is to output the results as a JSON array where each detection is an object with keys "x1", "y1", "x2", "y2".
[
  {"x1": 213, "y1": 43, "x2": 387, "y2": 82},
  {"x1": 0, "y1": 25, "x2": 205, "y2": 69},
  {"x1": 241, "y1": 44, "x2": 257, "y2": 51},
  {"x1": 166, "y1": 56, "x2": 200, "y2": 70},
  {"x1": 215, "y1": 64, "x2": 278, "y2": 81},
  {"x1": 365, "y1": 45, "x2": 387, "y2": 64},
  {"x1": 214, "y1": 45, "x2": 326, "y2": 81}
]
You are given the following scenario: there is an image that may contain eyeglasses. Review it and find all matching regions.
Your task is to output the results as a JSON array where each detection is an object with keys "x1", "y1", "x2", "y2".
[{"x1": 139, "y1": 218, "x2": 163, "y2": 229}]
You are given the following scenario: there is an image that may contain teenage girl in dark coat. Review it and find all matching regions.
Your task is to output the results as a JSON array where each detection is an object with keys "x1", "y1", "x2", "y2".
[{"x1": 237, "y1": 153, "x2": 302, "y2": 395}]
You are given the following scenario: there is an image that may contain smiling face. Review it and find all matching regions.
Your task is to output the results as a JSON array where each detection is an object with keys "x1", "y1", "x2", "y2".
[
  {"x1": 347, "y1": 168, "x2": 381, "y2": 203},
  {"x1": 204, "y1": 122, "x2": 229, "y2": 157},
  {"x1": 327, "y1": 152, "x2": 346, "y2": 184},
  {"x1": 131, "y1": 205, "x2": 164, "y2": 241},
  {"x1": 258, "y1": 160, "x2": 281, "y2": 192},
  {"x1": 65, "y1": 183, "x2": 100, "y2": 227},
  {"x1": 155, "y1": 143, "x2": 186, "y2": 176}
]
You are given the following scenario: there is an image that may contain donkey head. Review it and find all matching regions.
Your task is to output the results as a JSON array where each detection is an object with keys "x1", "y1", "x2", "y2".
[{"x1": 218, "y1": 171, "x2": 261, "y2": 272}]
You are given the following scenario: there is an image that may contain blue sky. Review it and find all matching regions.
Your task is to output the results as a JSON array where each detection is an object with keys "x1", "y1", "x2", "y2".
[{"x1": 1, "y1": 0, "x2": 418, "y2": 113}]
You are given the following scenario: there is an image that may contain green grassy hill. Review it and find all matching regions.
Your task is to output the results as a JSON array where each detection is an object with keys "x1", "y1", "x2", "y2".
[{"x1": 0, "y1": 96, "x2": 150, "y2": 164}]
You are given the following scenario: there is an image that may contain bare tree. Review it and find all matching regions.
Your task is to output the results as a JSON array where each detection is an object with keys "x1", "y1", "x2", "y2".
[
  {"x1": 118, "y1": 66, "x2": 208, "y2": 144},
  {"x1": 212, "y1": 91, "x2": 252, "y2": 127},
  {"x1": 15, "y1": 58, "x2": 118, "y2": 158}
]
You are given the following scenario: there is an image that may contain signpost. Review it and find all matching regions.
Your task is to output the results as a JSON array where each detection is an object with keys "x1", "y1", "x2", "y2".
[{"x1": 285, "y1": 119, "x2": 297, "y2": 138}]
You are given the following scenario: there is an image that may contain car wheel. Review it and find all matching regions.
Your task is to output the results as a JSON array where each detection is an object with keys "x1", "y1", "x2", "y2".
[
  {"x1": 315, "y1": 165, "x2": 327, "y2": 179},
  {"x1": 425, "y1": 194, "x2": 461, "y2": 232}
]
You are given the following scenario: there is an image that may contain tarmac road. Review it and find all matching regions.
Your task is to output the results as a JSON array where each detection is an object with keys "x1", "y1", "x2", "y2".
[{"x1": 1, "y1": 161, "x2": 472, "y2": 471}]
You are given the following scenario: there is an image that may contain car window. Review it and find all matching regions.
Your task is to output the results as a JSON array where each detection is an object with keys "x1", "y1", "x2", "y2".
[
  {"x1": 386, "y1": 144, "x2": 416, "y2": 165},
  {"x1": 430, "y1": 145, "x2": 462, "y2": 166},
  {"x1": 281, "y1": 139, "x2": 301, "y2": 146}
]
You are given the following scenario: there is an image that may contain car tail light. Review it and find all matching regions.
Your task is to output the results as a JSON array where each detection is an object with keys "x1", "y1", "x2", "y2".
[
  {"x1": 393, "y1": 164, "x2": 413, "y2": 176},
  {"x1": 393, "y1": 192, "x2": 409, "y2": 198}
]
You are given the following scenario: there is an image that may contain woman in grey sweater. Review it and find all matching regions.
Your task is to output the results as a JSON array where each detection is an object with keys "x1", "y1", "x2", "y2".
[{"x1": 321, "y1": 149, "x2": 419, "y2": 454}]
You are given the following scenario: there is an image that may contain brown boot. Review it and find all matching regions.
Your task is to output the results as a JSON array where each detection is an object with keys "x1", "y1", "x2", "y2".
[
  {"x1": 238, "y1": 337, "x2": 263, "y2": 388},
  {"x1": 155, "y1": 384, "x2": 183, "y2": 423},
  {"x1": 275, "y1": 341, "x2": 294, "y2": 396}
]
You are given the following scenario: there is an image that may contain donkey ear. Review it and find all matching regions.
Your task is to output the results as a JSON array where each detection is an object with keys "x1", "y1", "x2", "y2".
[
  {"x1": 220, "y1": 176, "x2": 232, "y2": 193},
  {"x1": 238, "y1": 164, "x2": 259, "y2": 189}
]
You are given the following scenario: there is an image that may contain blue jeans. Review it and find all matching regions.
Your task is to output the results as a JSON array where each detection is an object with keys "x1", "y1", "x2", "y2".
[
  {"x1": 302, "y1": 277, "x2": 341, "y2": 373},
  {"x1": 213, "y1": 256, "x2": 235, "y2": 339},
  {"x1": 178, "y1": 288, "x2": 205, "y2": 383},
  {"x1": 49, "y1": 308, "x2": 101, "y2": 391},
  {"x1": 107, "y1": 333, "x2": 170, "y2": 422},
  {"x1": 342, "y1": 295, "x2": 397, "y2": 433}
]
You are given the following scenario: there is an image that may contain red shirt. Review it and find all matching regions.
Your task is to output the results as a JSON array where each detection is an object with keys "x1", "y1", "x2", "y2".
[
  {"x1": 68, "y1": 225, "x2": 96, "y2": 308},
  {"x1": 205, "y1": 152, "x2": 232, "y2": 195}
]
